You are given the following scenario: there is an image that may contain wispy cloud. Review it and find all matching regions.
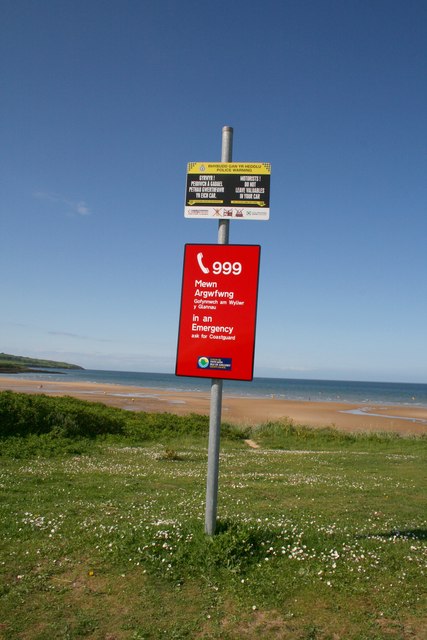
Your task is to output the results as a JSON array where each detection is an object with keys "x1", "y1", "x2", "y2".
[
  {"x1": 48, "y1": 330, "x2": 113, "y2": 343},
  {"x1": 33, "y1": 191, "x2": 91, "y2": 216},
  {"x1": 48, "y1": 330, "x2": 90, "y2": 339},
  {"x1": 75, "y1": 201, "x2": 90, "y2": 215}
]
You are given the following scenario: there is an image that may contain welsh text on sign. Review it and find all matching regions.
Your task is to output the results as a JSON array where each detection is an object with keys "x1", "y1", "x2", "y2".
[
  {"x1": 184, "y1": 163, "x2": 270, "y2": 220},
  {"x1": 176, "y1": 244, "x2": 261, "y2": 381}
]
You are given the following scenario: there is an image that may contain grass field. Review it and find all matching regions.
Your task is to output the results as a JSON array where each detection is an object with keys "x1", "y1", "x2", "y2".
[{"x1": 0, "y1": 392, "x2": 426, "y2": 639}]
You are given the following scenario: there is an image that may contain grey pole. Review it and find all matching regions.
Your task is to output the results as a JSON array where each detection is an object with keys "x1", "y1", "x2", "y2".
[{"x1": 204, "y1": 125, "x2": 233, "y2": 536}]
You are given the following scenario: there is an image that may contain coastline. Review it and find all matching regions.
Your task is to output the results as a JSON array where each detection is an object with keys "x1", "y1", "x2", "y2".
[{"x1": 1, "y1": 377, "x2": 427, "y2": 436}]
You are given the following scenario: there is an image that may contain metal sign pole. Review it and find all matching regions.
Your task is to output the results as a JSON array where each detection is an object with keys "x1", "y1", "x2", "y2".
[{"x1": 204, "y1": 125, "x2": 233, "y2": 535}]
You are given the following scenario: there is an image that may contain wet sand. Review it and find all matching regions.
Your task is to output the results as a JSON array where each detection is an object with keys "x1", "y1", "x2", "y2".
[{"x1": 1, "y1": 377, "x2": 426, "y2": 436}]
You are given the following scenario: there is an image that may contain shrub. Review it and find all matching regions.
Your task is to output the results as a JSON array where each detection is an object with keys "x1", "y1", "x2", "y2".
[
  {"x1": 124, "y1": 411, "x2": 248, "y2": 442},
  {"x1": 0, "y1": 391, "x2": 126, "y2": 438},
  {"x1": 0, "y1": 392, "x2": 248, "y2": 450}
]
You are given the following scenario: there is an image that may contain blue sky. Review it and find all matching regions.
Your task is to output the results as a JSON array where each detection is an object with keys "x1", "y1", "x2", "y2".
[{"x1": 1, "y1": 0, "x2": 426, "y2": 382}]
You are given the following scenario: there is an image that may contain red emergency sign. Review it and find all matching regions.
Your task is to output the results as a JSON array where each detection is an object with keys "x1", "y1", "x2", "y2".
[{"x1": 176, "y1": 244, "x2": 261, "y2": 380}]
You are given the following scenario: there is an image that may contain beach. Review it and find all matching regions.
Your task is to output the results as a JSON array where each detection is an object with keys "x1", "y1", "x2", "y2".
[{"x1": 1, "y1": 377, "x2": 426, "y2": 436}]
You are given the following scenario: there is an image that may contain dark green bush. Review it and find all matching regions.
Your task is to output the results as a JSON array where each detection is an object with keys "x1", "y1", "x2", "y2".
[
  {"x1": 123, "y1": 410, "x2": 247, "y2": 442},
  {"x1": 0, "y1": 391, "x2": 248, "y2": 446},
  {"x1": 0, "y1": 391, "x2": 126, "y2": 438}
]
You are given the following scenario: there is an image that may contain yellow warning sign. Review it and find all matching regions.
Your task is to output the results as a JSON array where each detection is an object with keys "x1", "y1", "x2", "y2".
[
  {"x1": 185, "y1": 162, "x2": 271, "y2": 220},
  {"x1": 187, "y1": 162, "x2": 271, "y2": 175}
]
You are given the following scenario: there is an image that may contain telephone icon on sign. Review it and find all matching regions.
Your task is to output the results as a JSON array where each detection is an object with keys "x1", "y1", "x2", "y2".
[{"x1": 197, "y1": 252, "x2": 210, "y2": 274}]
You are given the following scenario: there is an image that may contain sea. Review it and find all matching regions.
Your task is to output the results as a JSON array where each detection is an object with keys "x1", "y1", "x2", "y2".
[{"x1": 6, "y1": 369, "x2": 427, "y2": 408}]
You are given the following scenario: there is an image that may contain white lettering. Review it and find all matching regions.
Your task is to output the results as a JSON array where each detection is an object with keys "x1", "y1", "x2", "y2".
[
  {"x1": 195, "y1": 280, "x2": 217, "y2": 288},
  {"x1": 191, "y1": 323, "x2": 234, "y2": 335},
  {"x1": 194, "y1": 289, "x2": 234, "y2": 300}
]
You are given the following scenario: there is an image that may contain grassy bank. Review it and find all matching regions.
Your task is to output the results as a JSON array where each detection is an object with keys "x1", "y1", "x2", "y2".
[
  {"x1": 0, "y1": 392, "x2": 426, "y2": 639},
  {"x1": 0, "y1": 353, "x2": 83, "y2": 373}
]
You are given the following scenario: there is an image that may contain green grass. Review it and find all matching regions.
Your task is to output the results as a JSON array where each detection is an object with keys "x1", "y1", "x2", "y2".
[{"x1": 0, "y1": 392, "x2": 426, "y2": 639}]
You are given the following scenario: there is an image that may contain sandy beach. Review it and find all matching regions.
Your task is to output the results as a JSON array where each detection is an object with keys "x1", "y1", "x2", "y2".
[{"x1": 1, "y1": 377, "x2": 427, "y2": 436}]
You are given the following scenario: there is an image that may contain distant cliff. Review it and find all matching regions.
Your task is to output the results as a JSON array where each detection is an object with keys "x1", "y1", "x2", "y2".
[{"x1": 0, "y1": 353, "x2": 84, "y2": 374}]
